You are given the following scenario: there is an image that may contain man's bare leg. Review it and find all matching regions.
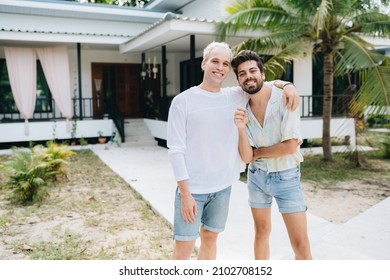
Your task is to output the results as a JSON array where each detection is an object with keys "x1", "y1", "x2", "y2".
[
  {"x1": 197, "y1": 228, "x2": 219, "y2": 260},
  {"x1": 171, "y1": 240, "x2": 196, "y2": 260}
]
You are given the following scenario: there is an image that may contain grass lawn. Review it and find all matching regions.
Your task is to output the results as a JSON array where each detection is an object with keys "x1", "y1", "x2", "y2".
[{"x1": 0, "y1": 149, "x2": 174, "y2": 260}]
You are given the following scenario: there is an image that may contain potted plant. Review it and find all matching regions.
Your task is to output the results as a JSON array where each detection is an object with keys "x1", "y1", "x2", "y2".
[{"x1": 97, "y1": 131, "x2": 107, "y2": 144}]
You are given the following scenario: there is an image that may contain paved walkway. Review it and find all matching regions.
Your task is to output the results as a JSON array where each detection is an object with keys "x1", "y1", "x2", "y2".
[{"x1": 89, "y1": 142, "x2": 390, "y2": 260}]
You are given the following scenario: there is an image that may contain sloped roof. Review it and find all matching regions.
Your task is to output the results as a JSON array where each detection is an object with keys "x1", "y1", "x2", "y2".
[
  {"x1": 0, "y1": 0, "x2": 169, "y2": 22},
  {"x1": 0, "y1": 0, "x2": 174, "y2": 49},
  {"x1": 120, "y1": 13, "x2": 251, "y2": 53},
  {"x1": 0, "y1": 0, "x2": 255, "y2": 53}
]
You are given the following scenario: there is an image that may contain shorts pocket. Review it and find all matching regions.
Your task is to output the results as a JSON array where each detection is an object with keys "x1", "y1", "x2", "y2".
[{"x1": 278, "y1": 168, "x2": 299, "y2": 182}]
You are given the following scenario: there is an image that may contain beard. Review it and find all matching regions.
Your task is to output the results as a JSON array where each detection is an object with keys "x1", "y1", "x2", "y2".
[{"x1": 242, "y1": 79, "x2": 264, "y2": 95}]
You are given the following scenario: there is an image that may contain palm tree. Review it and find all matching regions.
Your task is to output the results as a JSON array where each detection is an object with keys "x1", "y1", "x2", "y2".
[{"x1": 217, "y1": 0, "x2": 390, "y2": 161}]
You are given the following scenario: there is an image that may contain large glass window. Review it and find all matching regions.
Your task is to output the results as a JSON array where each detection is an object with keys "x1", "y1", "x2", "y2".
[{"x1": 0, "y1": 59, "x2": 52, "y2": 115}]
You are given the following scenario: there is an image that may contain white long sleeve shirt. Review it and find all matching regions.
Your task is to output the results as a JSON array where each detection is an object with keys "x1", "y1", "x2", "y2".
[{"x1": 167, "y1": 85, "x2": 250, "y2": 194}]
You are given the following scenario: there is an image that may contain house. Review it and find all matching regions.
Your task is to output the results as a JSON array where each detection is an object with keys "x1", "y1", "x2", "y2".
[{"x1": 0, "y1": 0, "x2": 388, "y2": 148}]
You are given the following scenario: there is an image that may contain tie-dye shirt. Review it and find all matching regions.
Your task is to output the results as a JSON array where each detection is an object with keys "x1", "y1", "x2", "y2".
[{"x1": 246, "y1": 86, "x2": 303, "y2": 172}]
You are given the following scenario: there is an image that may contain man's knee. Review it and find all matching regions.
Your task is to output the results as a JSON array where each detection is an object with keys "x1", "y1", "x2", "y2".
[
  {"x1": 171, "y1": 240, "x2": 196, "y2": 260},
  {"x1": 254, "y1": 222, "x2": 271, "y2": 237},
  {"x1": 200, "y1": 228, "x2": 219, "y2": 245}
]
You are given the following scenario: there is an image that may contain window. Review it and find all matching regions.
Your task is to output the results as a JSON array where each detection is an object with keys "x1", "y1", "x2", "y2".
[{"x1": 0, "y1": 59, "x2": 52, "y2": 115}]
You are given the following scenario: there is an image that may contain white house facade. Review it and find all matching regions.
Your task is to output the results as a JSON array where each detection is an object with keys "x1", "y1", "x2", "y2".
[{"x1": 0, "y1": 0, "x2": 388, "y2": 148}]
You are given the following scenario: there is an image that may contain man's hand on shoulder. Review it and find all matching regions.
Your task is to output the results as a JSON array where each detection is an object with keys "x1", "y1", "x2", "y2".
[{"x1": 273, "y1": 80, "x2": 300, "y2": 111}]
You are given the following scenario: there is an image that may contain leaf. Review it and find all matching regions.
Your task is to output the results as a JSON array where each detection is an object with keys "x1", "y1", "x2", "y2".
[{"x1": 334, "y1": 34, "x2": 385, "y2": 75}]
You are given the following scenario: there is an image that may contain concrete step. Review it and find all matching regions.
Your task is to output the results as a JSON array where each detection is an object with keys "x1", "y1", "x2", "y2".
[{"x1": 121, "y1": 118, "x2": 156, "y2": 145}]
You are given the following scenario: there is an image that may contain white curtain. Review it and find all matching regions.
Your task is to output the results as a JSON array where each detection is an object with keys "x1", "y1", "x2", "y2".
[
  {"x1": 36, "y1": 46, "x2": 72, "y2": 132},
  {"x1": 4, "y1": 47, "x2": 37, "y2": 135}
]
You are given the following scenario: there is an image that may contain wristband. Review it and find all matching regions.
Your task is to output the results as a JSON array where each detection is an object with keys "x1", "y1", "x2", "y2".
[{"x1": 283, "y1": 82, "x2": 295, "y2": 88}]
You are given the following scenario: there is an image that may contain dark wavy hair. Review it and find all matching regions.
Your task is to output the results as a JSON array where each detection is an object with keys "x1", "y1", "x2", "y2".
[{"x1": 231, "y1": 50, "x2": 264, "y2": 78}]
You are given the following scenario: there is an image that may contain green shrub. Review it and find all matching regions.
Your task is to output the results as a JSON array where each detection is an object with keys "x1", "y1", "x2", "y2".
[
  {"x1": 2, "y1": 143, "x2": 75, "y2": 204},
  {"x1": 3, "y1": 148, "x2": 49, "y2": 204},
  {"x1": 381, "y1": 137, "x2": 390, "y2": 159},
  {"x1": 366, "y1": 114, "x2": 389, "y2": 128},
  {"x1": 43, "y1": 142, "x2": 76, "y2": 180}
]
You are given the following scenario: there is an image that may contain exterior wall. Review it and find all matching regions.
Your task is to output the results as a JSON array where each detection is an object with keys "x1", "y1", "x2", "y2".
[
  {"x1": 0, "y1": 119, "x2": 114, "y2": 143},
  {"x1": 301, "y1": 118, "x2": 356, "y2": 148},
  {"x1": 166, "y1": 52, "x2": 189, "y2": 96},
  {"x1": 294, "y1": 55, "x2": 313, "y2": 117}
]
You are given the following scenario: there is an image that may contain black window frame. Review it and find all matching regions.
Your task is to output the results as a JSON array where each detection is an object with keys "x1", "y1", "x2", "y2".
[{"x1": 0, "y1": 58, "x2": 53, "y2": 115}]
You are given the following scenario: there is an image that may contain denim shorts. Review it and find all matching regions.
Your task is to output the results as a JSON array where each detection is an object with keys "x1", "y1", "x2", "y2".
[
  {"x1": 173, "y1": 186, "x2": 231, "y2": 241},
  {"x1": 247, "y1": 166, "x2": 307, "y2": 214}
]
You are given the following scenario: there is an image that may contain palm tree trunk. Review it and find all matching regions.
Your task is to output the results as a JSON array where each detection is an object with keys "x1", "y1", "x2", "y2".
[{"x1": 322, "y1": 53, "x2": 334, "y2": 161}]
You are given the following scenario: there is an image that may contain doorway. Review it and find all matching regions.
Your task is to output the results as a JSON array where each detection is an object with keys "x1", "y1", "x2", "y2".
[{"x1": 92, "y1": 63, "x2": 160, "y2": 119}]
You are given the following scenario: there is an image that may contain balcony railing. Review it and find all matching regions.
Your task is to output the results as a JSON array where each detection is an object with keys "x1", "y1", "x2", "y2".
[
  {"x1": 0, "y1": 97, "x2": 97, "y2": 122},
  {"x1": 0, "y1": 96, "x2": 125, "y2": 142},
  {"x1": 300, "y1": 94, "x2": 354, "y2": 118},
  {"x1": 0, "y1": 94, "x2": 354, "y2": 124}
]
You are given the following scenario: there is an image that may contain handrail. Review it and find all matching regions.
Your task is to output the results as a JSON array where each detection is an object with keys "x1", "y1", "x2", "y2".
[
  {"x1": 0, "y1": 94, "x2": 355, "y2": 125},
  {"x1": 104, "y1": 96, "x2": 125, "y2": 143},
  {"x1": 299, "y1": 94, "x2": 354, "y2": 118}
]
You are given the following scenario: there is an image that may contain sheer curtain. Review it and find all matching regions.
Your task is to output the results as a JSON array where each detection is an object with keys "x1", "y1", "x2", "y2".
[
  {"x1": 4, "y1": 47, "x2": 37, "y2": 135},
  {"x1": 36, "y1": 46, "x2": 72, "y2": 132}
]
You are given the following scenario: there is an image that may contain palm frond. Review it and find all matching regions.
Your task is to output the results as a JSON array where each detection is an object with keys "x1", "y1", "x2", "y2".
[
  {"x1": 334, "y1": 34, "x2": 385, "y2": 75},
  {"x1": 311, "y1": 0, "x2": 333, "y2": 37},
  {"x1": 332, "y1": 0, "x2": 358, "y2": 14},
  {"x1": 350, "y1": 63, "x2": 390, "y2": 117},
  {"x1": 218, "y1": 0, "x2": 292, "y2": 40},
  {"x1": 263, "y1": 39, "x2": 312, "y2": 79},
  {"x1": 234, "y1": 37, "x2": 312, "y2": 79},
  {"x1": 274, "y1": 0, "x2": 320, "y2": 15},
  {"x1": 232, "y1": 27, "x2": 306, "y2": 54},
  {"x1": 348, "y1": 12, "x2": 390, "y2": 37}
]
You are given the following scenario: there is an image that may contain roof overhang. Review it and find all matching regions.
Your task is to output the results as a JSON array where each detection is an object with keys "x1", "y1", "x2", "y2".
[
  {"x1": 0, "y1": 29, "x2": 127, "y2": 50},
  {"x1": 119, "y1": 15, "x2": 253, "y2": 54},
  {"x1": 0, "y1": 0, "x2": 169, "y2": 23},
  {"x1": 145, "y1": 0, "x2": 194, "y2": 11}
]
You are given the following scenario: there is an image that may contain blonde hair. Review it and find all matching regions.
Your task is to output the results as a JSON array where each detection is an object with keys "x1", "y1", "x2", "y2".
[{"x1": 203, "y1": 41, "x2": 232, "y2": 61}]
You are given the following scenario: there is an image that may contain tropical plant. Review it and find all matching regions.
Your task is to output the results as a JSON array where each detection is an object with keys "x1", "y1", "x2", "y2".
[
  {"x1": 43, "y1": 142, "x2": 76, "y2": 179},
  {"x1": 382, "y1": 136, "x2": 390, "y2": 158},
  {"x1": 3, "y1": 148, "x2": 50, "y2": 204},
  {"x1": 2, "y1": 143, "x2": 75, "y2": 204},
  {"x1": 217, "y1": 0, "x2": 390, "y2": 161}
]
